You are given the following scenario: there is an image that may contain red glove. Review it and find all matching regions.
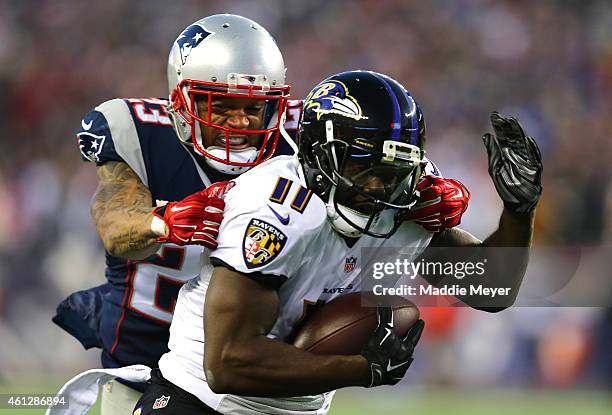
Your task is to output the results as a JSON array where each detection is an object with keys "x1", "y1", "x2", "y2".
[
  {"x1": 403, "y1": 176, "x2": 470, "y2": 233},
  {"x1": 151, "y1": 181, "x2": 235, "y2": 249}
]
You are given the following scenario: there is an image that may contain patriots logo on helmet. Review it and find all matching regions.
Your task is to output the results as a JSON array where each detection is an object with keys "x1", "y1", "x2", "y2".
[
  {"x1": 304, "y1": 80, "x2": 367, "y2": 121},
  {"x1": 176, "y1": 24, "x2": 211, "y2": 65},
  {"x1": 76, "y1": 129, "x2": 106, "y2": 163}
]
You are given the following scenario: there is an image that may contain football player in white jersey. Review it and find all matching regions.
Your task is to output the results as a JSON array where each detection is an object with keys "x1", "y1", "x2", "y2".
[{"x1": 131, "y1": 69, "x2": 543, "y2": 415}]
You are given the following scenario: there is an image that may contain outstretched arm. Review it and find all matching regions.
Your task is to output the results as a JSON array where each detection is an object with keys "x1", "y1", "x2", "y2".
[
  {"x1": 429, "y1": 207, "x2": 535, "y2": 249},
  {"x1": 424, "y1": 210, "x2": 534, "y2": 310},
  {"x1": 421, "y1": 113, "x2": 542, "y2": 310}
]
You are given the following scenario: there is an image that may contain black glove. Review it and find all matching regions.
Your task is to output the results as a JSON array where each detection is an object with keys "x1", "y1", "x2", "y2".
[
  {"x1": 361, "y1": 308, "x2": 425, "y2": 387},
  {"x1": 482, "y1": 112, "x2": 543, "y2": 214}
]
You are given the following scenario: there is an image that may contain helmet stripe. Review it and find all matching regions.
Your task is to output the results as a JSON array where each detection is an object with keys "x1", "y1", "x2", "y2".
[
  {"x1": 371, "y1": 73, "x2": 401, "y2": 141},
  {"x1": 394, "y1": 83, "x2": 419, "y2": 146}
]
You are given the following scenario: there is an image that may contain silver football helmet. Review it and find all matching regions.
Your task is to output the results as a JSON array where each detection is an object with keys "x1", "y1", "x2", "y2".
[{"x1": 167, "y1": 14, "x2": 291, "y2": 174}]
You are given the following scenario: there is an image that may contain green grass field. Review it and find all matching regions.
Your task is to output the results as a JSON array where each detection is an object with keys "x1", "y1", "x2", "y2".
[
  {"x1": 0, "y1": 378, "x2": 610, "y2": 414},
  {"x1": 332, "y1": 388, "x2": 612, "y2": 415}
]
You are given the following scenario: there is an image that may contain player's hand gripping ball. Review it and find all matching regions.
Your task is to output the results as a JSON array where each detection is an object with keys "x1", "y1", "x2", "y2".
[{"x1": 293, "y1": 292, "x2": 423, "y2": 386}]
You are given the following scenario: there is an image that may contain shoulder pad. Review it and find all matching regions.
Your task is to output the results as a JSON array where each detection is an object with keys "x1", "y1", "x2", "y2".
[
  {"x1": 211, "y1": 158, "x2": 325, "y2": 281},
  {"x1": 76, "y1": 99, "x2": 149, "y2": 186},
  {"x1": 124, "y1": 98, "x2": 172, "y2": 126}
]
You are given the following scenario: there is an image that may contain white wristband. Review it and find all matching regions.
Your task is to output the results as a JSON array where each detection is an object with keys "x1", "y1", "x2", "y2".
[{"x1": 150, "y1": 216, "x2": 168, "y2": 237}]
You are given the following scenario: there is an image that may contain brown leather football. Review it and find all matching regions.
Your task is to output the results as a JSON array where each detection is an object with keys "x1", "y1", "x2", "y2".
[{"x1": 292, "y1": 292, "x2": 420, "y2": 355}]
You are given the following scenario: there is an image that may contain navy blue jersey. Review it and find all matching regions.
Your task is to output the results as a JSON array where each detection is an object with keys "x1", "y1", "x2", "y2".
[{"x1": 57, "y1": 97, "x2": 302, "y2": 386}]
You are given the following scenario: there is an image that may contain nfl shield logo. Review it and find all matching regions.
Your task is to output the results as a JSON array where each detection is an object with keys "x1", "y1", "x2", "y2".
[
  {"x1": 344, "y1": 256, "x2": 357, "y2": 273},
  {"x1": 152, "y1": 395, "x2": 170, "y2": 410}
]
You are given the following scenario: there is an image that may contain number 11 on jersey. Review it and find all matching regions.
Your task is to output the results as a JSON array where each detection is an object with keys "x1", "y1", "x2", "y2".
[{"x1": 269, "y1": 177, "x2": 313, "y2": 213}]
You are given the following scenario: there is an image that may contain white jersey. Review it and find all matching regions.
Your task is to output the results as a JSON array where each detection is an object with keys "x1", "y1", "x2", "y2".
[{"x1": 159, "y1": 155, "x2": 434, "y2": 414}]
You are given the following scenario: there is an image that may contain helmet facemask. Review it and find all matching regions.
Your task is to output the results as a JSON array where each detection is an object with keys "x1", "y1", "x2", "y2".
[
  {"x1": 169, "y1": 77, "x2": 290, "y2": 175},
  {"x1": 311, "y1": 120, "x2": 426, "y2": 238}
]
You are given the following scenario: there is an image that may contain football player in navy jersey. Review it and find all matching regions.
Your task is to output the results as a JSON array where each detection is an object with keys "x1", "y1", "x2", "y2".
[{"x1": 52, "y1": 14, "x2": 298, "y2": 414}]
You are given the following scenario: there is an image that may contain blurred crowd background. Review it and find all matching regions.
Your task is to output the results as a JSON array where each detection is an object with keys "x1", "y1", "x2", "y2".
[{"x1": 0, "y1": 0, "x2": 610, "y2": 406}]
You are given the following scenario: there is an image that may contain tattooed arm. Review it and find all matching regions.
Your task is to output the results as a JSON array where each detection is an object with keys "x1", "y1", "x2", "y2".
[{"x1": 91, "y1": 161, "x2": 160, "y2": 260}]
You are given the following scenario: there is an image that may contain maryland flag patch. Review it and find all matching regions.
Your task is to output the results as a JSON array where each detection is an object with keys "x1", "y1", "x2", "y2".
[{"x1": 243, "y1": 218, "x2": 287, "y2": 269}]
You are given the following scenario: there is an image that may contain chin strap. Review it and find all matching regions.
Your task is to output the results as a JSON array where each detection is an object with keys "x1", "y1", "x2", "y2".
[
  {"x1": 197, "y1": 103, "x2": 287, "y2": 175},
  {"x1": 325, "y1": 187, "x2": 365, "y2": 238},
  {"x1": 203, "y1": 146, "x2": 258, "y2": 175},
  {"x1": 326, "y1": 205, "x2": 363, "y2": 238},
  {"x1": 325, "y1": 186, "x2": 404, "y2": 238}
]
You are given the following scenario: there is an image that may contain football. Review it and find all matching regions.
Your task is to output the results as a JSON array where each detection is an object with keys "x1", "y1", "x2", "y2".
[{"x1": 292, "y1": 292, "x2": 420, "y2": 355}]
